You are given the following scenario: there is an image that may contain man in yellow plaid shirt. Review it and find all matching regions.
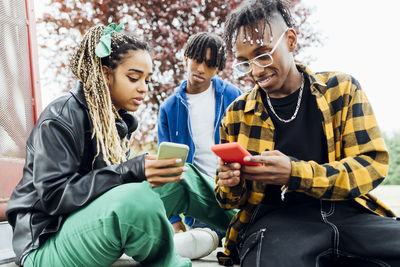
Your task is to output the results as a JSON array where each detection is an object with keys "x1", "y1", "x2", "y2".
[{"x1": 215, "y1": 0, "x2": 400, "y2": 266}]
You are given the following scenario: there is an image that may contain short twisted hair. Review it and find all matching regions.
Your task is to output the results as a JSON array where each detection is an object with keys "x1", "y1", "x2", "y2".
[
  {"x1": 184, "y1": 32, "x2": 226, "y2": 71},
  {"x1": 224, "y1": 0, "x2": 295, "y2": 51},
  {"x1": 70, "y1": 25, "x2": 150, "y2": 166}
]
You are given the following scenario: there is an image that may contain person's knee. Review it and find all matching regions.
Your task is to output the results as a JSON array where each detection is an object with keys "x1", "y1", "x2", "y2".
[{"x1": 105, "y1": 182, "x2": 165, "y2": 221}]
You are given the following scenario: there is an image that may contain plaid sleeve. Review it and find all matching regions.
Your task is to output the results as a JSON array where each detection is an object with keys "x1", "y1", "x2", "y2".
[
  {"x1": 214, "y1": 106, "x2": 249, "y2": 210},
  {"x1": 288, "y1": 74, "x2": 389, "y2": 200}
]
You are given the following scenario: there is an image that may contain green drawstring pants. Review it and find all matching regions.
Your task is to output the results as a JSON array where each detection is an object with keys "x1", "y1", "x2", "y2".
[{"x1": 23, "y1": 164, "x2": 235, "y2": 267}]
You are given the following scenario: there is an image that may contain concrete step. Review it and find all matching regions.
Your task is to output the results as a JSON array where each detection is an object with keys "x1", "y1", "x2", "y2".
[
  {"x1": 0, "y1": 250, "x2": 224, "y2": 267},
  {"x1": 0, "y1": 222, "x2": 15, "y2": 265},
  {"x1": 108, "y1": 249, "x2": 227, "y2": 267}
]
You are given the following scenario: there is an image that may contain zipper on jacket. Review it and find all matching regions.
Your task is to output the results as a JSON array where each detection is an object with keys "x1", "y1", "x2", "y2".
[
  {"x1": 176, "y1": 100, "x2": 180, "y2": 136},
  {"x1": 179, "y1": 96, "x2": 196, "y2": 162},
  {"x1": 213, "y1": 94, "x2": 224, "y2": 143}
]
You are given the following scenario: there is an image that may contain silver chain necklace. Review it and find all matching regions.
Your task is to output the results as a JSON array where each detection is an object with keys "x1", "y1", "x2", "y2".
[{"x1": 265, "y1": 74, "x2": 305, "y2": 123}]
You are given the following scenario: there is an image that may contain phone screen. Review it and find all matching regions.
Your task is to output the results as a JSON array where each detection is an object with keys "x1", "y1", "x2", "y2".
[
  {"x1": 157, "y1": 142, "x2": 189, "y2": 165},
  {"x1": 157, "y1": 142, "x2": 189, "y2": 176},
  {"x1": 211, "y1": 142, "x2": 260, "y2": 166}
]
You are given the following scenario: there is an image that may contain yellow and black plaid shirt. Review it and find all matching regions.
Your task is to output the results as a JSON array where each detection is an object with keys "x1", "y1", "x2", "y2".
[{"x1": 215, "y1": 64, "x2": 395, "y2": 263}]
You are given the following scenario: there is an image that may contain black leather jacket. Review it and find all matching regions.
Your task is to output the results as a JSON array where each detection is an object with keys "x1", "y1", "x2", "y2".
[{"x1": 6, "y1": 83, "x2": 146, "y2": 265}]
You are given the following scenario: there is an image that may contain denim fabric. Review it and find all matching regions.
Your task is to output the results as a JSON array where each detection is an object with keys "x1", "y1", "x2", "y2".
[{"x1": 238, "y1": 200, "x2": 400, "y2": 267}]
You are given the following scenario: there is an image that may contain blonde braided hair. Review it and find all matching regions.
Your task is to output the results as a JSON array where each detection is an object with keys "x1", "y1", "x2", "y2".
[{"x1": 70, "y1": 25, "x2": 149, "y2": 165}]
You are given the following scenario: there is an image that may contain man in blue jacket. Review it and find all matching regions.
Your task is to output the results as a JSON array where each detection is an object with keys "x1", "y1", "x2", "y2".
[{"x1": 158, "y1": 32, "x2": 241, "y2": 255}]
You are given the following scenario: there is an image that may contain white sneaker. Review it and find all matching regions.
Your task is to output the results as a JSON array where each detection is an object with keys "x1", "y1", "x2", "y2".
[{"x1": 173, "y1": 228, "x2": 219, "y2": 259}]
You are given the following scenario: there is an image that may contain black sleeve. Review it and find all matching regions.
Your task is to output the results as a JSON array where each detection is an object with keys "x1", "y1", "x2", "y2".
[{"x1": 31, "y1": 118, "x2": 146, "y2": 215}]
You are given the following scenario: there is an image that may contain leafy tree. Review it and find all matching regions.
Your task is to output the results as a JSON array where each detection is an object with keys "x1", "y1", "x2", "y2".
[
  {"x1": 383, "y1": 133, "x2": 400, "y2": 185},
  {"x1": 37, "y1": 0, "x2": 321, "y2": 153}
]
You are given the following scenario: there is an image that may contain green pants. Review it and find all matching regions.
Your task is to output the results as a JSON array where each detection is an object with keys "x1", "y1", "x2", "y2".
[{"x1": 23, "y1": 164, "x2": 235, "y2": 267}]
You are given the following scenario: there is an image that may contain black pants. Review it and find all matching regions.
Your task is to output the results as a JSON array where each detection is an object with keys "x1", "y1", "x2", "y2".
[{"x1": 238, "y1": 200, "x2": 400, "y2": 267}]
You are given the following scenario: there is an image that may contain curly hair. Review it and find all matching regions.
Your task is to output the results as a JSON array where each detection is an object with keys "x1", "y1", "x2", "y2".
[
  {"x1": 70, "y1": 25, "x2": 150, "y2": 166},
  {"x1": 224, "y1": 0, "x2": 295, "y2": 52}
]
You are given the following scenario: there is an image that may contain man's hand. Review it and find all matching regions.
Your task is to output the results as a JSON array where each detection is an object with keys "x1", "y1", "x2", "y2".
[
  {"x1": 216, "y1": 159, "x2": 242, "y2": 187},
  {"x1": 145, "y1": 155, "x2": 187, "y2": 188},
  {"x1": 241, "y1": 150, "x2": 291, "y2": 185},
  {"x1": 172, "y1": 221, "x2": 187, "y2": 233}
]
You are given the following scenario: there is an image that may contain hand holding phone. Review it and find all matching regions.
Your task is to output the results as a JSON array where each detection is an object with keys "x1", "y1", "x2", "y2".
[
  {"x1": 157, "y1": 142, "x2": 189, "y2": 176},
  {"x1": 211, "y1": 142, "x2": 260, "y2": 166}
]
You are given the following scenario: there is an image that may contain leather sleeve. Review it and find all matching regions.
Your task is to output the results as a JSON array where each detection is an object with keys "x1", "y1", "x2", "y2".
[{"x1": 31, "y1": 118, "x2": 146, "y2": 216}]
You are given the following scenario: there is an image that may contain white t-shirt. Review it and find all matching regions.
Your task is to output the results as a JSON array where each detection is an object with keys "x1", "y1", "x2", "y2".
[{"x1": 186, "y1": 83, "x2": 219, "y2": 177}]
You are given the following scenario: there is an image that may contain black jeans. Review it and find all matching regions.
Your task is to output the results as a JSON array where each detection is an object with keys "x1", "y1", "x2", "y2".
[{"x1": 238, "y1": 200, "x2": 400, "y2": 267}]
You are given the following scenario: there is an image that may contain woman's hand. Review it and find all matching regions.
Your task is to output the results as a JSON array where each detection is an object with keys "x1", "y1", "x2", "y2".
[
  {"x1": 216, "y1": 159, "x2": 242, "y2": 187},
  {"x1": 241, "y1": 150, "x2": 291, "y2": 185},
  {"x1": 145, "y1": 155, "x2": 187, "y2": 188}
]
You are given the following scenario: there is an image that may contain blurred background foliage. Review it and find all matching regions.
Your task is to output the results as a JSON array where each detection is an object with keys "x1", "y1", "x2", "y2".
[
  {"x1": 38, "y1": 0, "x2": 321, "y2": 151},
  {"x1": 37, "y1": 0, "x2": 399, "y2": 185},
  {"x1": 383, "y1": 133, "x2": 400, "y2": 185}
]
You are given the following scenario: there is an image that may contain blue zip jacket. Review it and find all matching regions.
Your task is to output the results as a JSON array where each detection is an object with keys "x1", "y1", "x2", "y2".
[{"x1": 157, "y1": 76, "x2": 241, "y2": 225}]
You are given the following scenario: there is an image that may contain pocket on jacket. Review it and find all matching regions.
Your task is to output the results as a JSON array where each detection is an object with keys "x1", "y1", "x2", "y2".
[{"x1": 239, "y1": 228, "x2": 266, "y2": 267}]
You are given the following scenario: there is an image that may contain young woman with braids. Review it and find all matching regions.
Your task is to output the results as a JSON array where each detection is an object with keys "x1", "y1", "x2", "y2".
[{"x1": 6, "y1": 24, "x2": 233, "y2": 267}]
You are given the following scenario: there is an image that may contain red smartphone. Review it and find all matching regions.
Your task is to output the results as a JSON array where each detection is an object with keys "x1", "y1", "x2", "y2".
[{"x1": 211, "y1": 142, "x2": 260, "y2": 166}]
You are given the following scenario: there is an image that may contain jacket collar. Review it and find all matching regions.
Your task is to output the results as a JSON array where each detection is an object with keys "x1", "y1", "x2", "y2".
[
  {"x1": 175, "y1": 76, "x2": 226, "y2": 99},
  {"x1": 244, "y1": 63, "x2": 327, "y2": 114}
]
